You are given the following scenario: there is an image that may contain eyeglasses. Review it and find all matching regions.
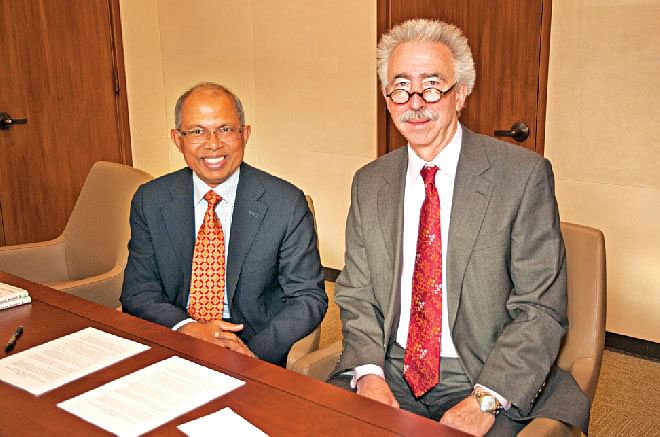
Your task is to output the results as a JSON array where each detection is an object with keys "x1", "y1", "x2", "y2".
[
  {"x1": 387, "y1": 83, "x2": 457, "y2": 104},
  {"x1": 177, "y1": 126, "x2": 244, "y2": 144}
]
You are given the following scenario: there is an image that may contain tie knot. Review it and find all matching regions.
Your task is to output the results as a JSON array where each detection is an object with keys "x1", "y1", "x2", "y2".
[
  {"x1": 420, "y1": 165, "x2": 438, "y2": 186},
  {"x1": 204, "y1": 190, "x2": 221, "y2": 207}
]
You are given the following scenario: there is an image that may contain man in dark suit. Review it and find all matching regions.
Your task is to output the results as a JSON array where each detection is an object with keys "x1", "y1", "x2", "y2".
[
  {"x1": 121, "y1": 82, "x2": 327, "y2": 367},
  {"x1": 331, "y1": 19, "x2": 589, "y2": 435}
]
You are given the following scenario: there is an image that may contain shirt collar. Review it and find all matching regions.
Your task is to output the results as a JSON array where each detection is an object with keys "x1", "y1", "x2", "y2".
[
  {"x1": 407, "y1": 124, "x2": 462, "y2": 181},
  {"x1": 192, "y1": 167, "x2": 240, "y2": 207}
]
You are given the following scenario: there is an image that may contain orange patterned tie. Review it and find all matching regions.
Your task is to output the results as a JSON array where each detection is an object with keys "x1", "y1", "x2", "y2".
[
  {"x1": 404, "y1": 165, "x2": 443, "y2": 397},
  {"x1": 188, "y1": 190, "x2": 226, "y2": 322}
]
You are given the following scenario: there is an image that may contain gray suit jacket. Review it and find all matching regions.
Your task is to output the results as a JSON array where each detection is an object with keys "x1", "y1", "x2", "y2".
[
  {"x1": 121, "y1": 163, "x2": 327, "y2": 366},
  {"x1": 334, "y1": 127, "x2": 588, "y2": 432}
]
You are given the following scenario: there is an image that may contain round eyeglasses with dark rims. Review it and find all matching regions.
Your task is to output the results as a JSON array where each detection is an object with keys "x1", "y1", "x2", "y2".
[
  {"x1": 387, "y1": 83, "x2": 457, "y2": 104},
  {"x1": 177, "y1": 126, "x2": 244, "y2": 144}
]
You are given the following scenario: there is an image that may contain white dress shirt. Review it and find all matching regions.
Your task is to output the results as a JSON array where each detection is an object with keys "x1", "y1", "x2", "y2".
[{"x1": 397, "y1": 125, "x2": 462, "y2": 357}]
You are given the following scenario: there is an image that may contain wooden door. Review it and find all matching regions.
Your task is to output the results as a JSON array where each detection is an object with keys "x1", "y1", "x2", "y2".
[
  {"x1": 0, "y1": 0, "x2": 131, "y2": 245},
  {"x1": 377, "y1": 0, "x2": 551, "y2": 156}
]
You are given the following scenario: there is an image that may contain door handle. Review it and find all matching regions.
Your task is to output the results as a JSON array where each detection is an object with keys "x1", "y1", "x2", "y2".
[
  {"x1": 0, "y1": 112, "x2": 28, "y2": 130},
  {"x1": 494, "y1": 121, "x2": 529, "y2": 142}
]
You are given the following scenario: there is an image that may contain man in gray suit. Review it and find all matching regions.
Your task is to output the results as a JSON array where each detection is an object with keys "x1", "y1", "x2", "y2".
[
  {"x1": 121, "y1": 82, "x2": 327, "y2": 367},
  {"x1": 331, "y1": 19, "x2": 588, "y2": 435}
]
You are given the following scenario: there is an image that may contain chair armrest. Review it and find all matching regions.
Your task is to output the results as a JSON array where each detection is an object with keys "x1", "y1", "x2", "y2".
[
  {"x1": 570, "y1": 357, "x2": 601, "y2": 402},
  {"x1": 289, "y1": 341, "x2": 342, "y2": 380},
  {"x1": 47, "y1": 262, "x2": 126, "y2": 308},
  {"x1": 518, "y1": 417, "x2": 579, "y2": 437},
  {"x1": 0, "y1": 236, "x2": 68, "y2": 283},
  {"x1": 286, "y1": 326, "x2": 321, "y2": 370}
]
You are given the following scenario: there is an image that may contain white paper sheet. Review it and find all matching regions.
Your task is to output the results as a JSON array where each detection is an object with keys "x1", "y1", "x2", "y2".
[
  {"x1": 0, "y1": 327, "x2": 149, "y2": 395},
  {"x1": 178, "y1": 407, "x2": 268, "y2": 436},
  {"x1": 58, "y1": 356, "x2": 245, "y2": 437}
]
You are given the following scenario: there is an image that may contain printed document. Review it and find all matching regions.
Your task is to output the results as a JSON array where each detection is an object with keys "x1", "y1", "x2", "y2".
[
  {"x1": 58, "y1": 356, "x2": 245, "y2": 436},
  {"x1": 178, "y1": 407, "x2": 268, "y2": 436},
  {"x1": 0, "y1": 327, "x2": 149, "y2": 395}
]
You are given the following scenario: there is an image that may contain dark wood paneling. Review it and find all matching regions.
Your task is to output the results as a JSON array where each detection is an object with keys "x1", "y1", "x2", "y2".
[
  {"x1": 108, "y1": 0, "x2": 133, "y2": 166},
  {"x1": 0, "y1": 0, "x2": 132, "y2": 245},
  {"x1": 377, "y1": 0, "x2": 550, "y2": 156}
]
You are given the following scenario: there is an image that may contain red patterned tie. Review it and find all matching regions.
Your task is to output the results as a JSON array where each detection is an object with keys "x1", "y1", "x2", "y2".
[
  {"x1": 188, "y1": 190, "x2": 226, "y2": 322},
  {"x1": 404, "y1": 165, "x2": 443, "y2": 397}
]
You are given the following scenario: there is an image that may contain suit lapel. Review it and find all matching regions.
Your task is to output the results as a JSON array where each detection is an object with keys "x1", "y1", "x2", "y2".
[
  {"x1": 161, "y1": 168, "x2": 195, "y2": 307},
  {"x1": 226, "y1": 163, "x2": 266, "y2": 308},
  {"x1": 377, "y1": 148, "x2": 407, "y2": 266},
  {"x1": 377, "y1": 148, "x2": 407, "y2": 339},
  {"x1": 447, "y1": 128, "x2": 494, "y2": 329}
]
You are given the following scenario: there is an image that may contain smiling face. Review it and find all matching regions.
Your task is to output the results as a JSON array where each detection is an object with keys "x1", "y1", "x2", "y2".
[
  {"x1": 385, "y1": 41, "x2": 467, "y2": 161},
  {"x1": 171, "y1": 89, "x2": 250, "y2": 187}
]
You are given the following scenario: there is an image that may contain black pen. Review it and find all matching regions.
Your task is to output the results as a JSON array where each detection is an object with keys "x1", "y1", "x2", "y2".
[{"x1": 4, "y1": 326, "x2": 23, "y2": 353}]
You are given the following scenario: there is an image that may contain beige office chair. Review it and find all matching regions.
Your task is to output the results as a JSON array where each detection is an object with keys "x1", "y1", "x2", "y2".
[
  {"x1": 287, "y1": 280, "x2": 342, "y2": 371},
  {"x1": 519, "y1": 222, "x2": 607, "y2": 436},
  {"x1": 0, "y1": 161, "x2": 153, "y2": 308},
  {"x1": 286, "y1": 195, "x2": 328, "y2": 369},
  {"x1": 291, "y1": 222, "x2": 607, "y2": 437}
]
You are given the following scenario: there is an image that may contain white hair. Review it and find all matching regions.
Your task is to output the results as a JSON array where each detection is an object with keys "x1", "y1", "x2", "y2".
[{"x1": 377, "y1": 19, "x2": 476, "y2": 95}]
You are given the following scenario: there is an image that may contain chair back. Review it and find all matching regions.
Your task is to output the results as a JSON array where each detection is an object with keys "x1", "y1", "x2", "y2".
[
  {"x1": 286, "y1": 195, "x2": 325, "y2": 367},
  {"x1": 305, "y1": 194, "x2": 317, "y2": 231},
  {"x1": 63, "y1": 161, "x2": 152, "y2": 279},
  {"x1": 557, "y1": 222, "x2": 607, "y2": 402}
]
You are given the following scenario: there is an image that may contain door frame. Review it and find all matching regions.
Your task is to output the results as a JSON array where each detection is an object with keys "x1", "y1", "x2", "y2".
[
  {"x1": 109, "y1": 0, "x2": 133, "y2": 165},
  {"x1": 376, "y1": 0, "x2": 553, "y2": 156}
]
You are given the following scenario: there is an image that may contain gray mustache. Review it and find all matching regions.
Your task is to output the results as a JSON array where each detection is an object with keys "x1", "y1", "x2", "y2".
[{"x1": 400, "y1": 109, "x2": 439, "y2": 123}]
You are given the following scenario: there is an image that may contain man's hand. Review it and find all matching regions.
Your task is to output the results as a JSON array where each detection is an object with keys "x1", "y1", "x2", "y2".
[
  {"x1": 356, "y1": 374, "x2": 400, "y2": 408},
  {"x1": 177, "y1": 320, "x2": 257, "y2": 359},
  {"x1": 439, "y1": 395, "x2": 495, "y2": 436},
  {"x1": 212, "y1": 324, "x2": 257, "y2": 358}
]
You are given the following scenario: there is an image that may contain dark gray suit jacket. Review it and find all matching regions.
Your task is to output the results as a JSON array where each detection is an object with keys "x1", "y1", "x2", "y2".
[
  {"x1": 334, "y1": 127, "x2": 589, "y2": 432},
  {"x1": 121, "y1": 163, "x2": 327, "y2": 366}
]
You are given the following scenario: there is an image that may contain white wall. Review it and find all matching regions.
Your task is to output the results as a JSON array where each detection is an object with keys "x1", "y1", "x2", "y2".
[
  {"x1": 545, "y1": 0, "x2": 660, "y2": 341},
  {"x1": 120, "y1": 0, "x2": 376, "y2": 269},
  {"x1": 119, "y1": 0, "x2": 170, "y2": 177}
]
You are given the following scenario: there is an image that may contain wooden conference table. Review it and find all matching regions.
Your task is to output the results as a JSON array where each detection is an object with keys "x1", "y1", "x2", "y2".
[{"x1": 0, "y1": 273, "x2": 467, "y2": 436}]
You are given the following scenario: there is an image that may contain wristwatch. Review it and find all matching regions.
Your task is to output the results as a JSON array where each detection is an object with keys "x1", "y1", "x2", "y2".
[{"x1": 472, "y1": 390, "x2": 502, "y2": 415}]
